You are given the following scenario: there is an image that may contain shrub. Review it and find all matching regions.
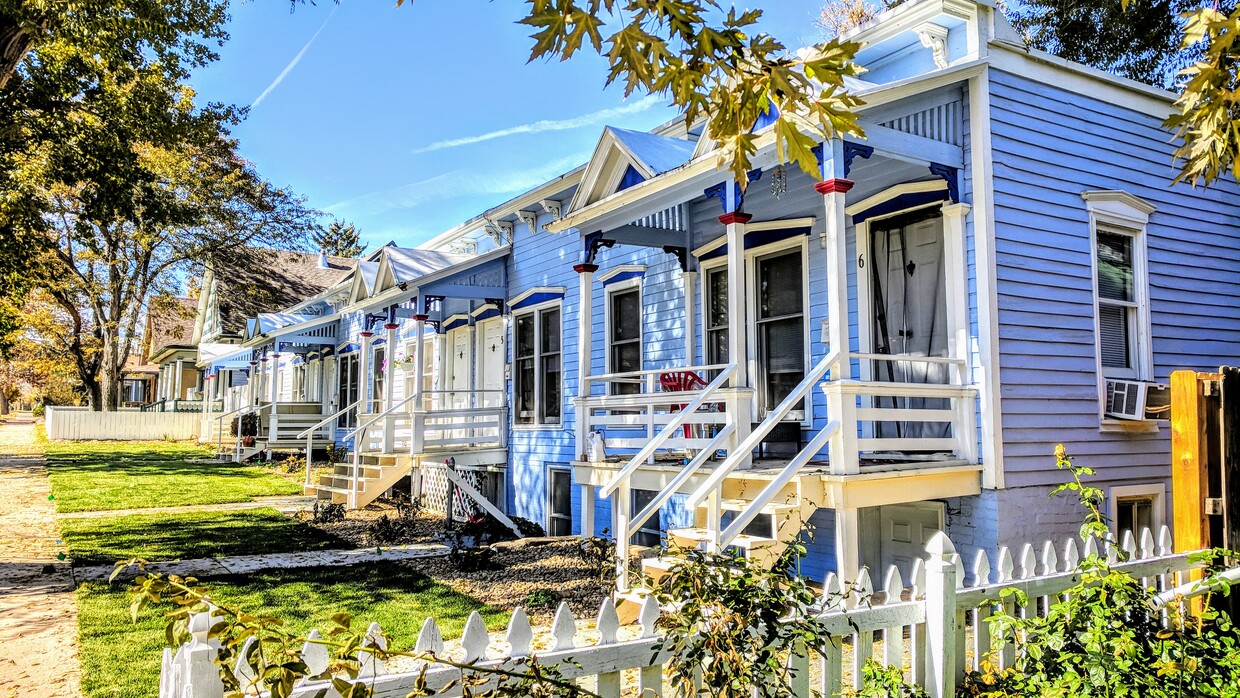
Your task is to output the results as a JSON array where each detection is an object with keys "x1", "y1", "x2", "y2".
[
  {"x1": 229, "y1": 412, "x2": 258, "y2": 437},
  {"x1": 524, "y1": 588, "x2": 560, "y2": 610},
  {"x1": 311, "y1": 501, "x2": 345, "y2": 524},
  {"x1": 32, "y1": 403, "x2": 45, "y2": 418},
  {"x1": 449, "y1": 544, "x2": 497, "y2": 572},
  {"x1": 512, "y1": 516, "x2": 544, "y2": 538},
  {"x1": 367, "y1": 514, "x2": 413, "y2": 545}
]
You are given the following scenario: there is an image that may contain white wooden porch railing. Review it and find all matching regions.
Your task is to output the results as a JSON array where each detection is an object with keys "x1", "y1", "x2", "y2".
[
  {"x1": 592, "y1": 364, "x2": 737, "y2": 590},
  {"x1": 578, "y1": 363, "x2": 733, "y2": 461},
  {"x1": 158, "y1": 527, "x2": 1236, "y2": 698},
  {"x1": 213, "y1": 402, "x2": 268, "y2": 462},
  {"x1": 297, "y1": 399, "x2": 359, "y2": 487},
  {"x1": 412, "y1": 390, "x2": 508, "y2": 453},
  {"x1": 343, "y1": 394, "x2": 420, "y2": 508}
]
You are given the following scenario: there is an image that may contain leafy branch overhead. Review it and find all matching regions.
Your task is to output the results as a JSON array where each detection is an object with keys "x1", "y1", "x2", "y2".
[
  {"x1": 1165, "y1": 6, "x2": 1240, "y2": 186},
  {"x1": 515, "y1": 0, "x2": 866, "y2": 187}
]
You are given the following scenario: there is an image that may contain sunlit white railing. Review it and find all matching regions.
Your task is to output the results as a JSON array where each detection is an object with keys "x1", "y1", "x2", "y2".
[{"x1": 297, "y1": 399, "x2": 360, "y2": 487}]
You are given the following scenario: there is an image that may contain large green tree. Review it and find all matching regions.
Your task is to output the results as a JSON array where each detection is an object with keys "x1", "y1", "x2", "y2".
[{"x1": 3, "y1": 38, "x2": 318, "y2": 410}]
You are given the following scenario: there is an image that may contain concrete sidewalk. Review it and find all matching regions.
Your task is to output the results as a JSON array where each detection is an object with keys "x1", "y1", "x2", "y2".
[
  {"x1": 75, "y1": 542, "x2": 451, "y2": 583},
  {"x1": 0, "y1": 414, "x2": 82, "y2": 698}
]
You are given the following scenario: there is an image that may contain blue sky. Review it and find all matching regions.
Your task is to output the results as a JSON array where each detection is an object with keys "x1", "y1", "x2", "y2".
[{"x1": 189, "y1": 2, "x2": 830, "y2": 250}]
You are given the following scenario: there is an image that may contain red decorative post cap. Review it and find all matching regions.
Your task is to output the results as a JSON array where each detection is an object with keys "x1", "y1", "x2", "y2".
[
  {"x1": 573, "y1": 263, "x2": 599, "y2": 274},
  {"x1": 359, "y1": 331, "x2": 374, "y2": 338},
  {"x1": 718, "y1": 212, "x2": 754, "y2": 225},
  {"x1": 383, "y1": 323, "x2": 399, "y2": 330},
  {"x1": 814, "y1": 178, "x2": 855, "y2": 195},
  {"x1": 412, "y1": 314, "x2": 429, "y2": 322}
]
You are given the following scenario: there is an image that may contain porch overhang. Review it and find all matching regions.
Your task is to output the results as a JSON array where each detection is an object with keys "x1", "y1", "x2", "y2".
[{"x1": 817, "y1": 464, "x2": 982, "y2": 509}]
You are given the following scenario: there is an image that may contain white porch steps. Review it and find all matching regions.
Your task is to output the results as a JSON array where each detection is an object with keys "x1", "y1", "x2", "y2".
[
  {"x1": 311, "y1": 452, "x2": 412, "y2": 508},
  {"x1": 618, "y1": 475, "x2": 818, "y2": 623}
]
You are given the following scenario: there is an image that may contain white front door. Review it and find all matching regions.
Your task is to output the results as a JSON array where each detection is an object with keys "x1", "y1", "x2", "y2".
[
  {"x1": 449, "y1": 328, "x2": 472, "y2": 410},
  {"x1": 476, "y1": 318, "x2": 505, "y2": 408},
  {"x1": 877, "y1": 502, "x2": 944, "y2": 582}
]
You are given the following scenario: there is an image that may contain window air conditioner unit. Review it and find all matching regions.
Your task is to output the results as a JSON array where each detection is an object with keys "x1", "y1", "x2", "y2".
[{"x1": 1104, "y1": 379, "x2": 1170, "y2": 421}]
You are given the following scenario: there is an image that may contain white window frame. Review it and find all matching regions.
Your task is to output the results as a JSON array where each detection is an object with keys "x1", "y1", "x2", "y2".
[
  {"x1": 1108, "y1": 483, "x2": 1165, "y2": 540},
  {"x1": 746, "y1": 237, "x2": 812, "y2": 423},
  {"x1": 604, "y1": 277, "x2": 644, "y2": 387},
  {"x1": 1084, "y1": 190, "x2": 1156, "y2": 427},
  {"x1": 546, "y1": 464, "x2": 573, "y2": 536},
  {"x1": 512, "y1": 299, "x2": 563, "y2": 429},
  {"x1": 698, "y1": 235, "x2": 811, "y2": 424}
]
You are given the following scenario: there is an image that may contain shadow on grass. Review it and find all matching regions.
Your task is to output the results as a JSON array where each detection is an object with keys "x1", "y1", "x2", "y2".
[
  {"x1": 60, "y1": 508, "x2": 352, "y2": 566},
  {"x1": 77, "y1": 561, "x2": 507, "y2": 698}
]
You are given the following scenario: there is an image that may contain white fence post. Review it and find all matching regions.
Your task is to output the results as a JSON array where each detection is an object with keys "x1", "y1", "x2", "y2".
[{"x1": 924, "y1": 531, "x2": 957, "y2": 698}]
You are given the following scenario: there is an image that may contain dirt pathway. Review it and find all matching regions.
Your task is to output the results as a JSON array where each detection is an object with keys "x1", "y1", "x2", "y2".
[{"x1": 0, "y1": 415, "x2": 81, "y2": 698}]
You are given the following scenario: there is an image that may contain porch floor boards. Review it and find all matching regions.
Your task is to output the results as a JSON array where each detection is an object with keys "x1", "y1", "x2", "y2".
[{"x1": 572, "y1": 453, "x2": 971, "y2": 478}]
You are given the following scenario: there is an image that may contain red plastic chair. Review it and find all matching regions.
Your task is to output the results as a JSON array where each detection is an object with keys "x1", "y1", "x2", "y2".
[{"x1": 659, "y1": 371, "x2": 710, "y2": 438}]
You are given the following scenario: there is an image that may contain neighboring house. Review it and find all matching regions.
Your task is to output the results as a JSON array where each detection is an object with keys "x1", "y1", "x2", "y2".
[
  {"x1": 194, "y1": 0, "x2": 1240, "y2": 590},
  {"x1": 141, "y1": 297, "x2": 201, "y2": 409},
  {"x1": 118, "y1": 355, "x2": 158, "y2": 408}
]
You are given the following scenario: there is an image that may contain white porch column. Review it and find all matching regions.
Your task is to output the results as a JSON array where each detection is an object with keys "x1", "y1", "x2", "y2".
[
  {"x1": 721, "y1": 212, "x2": 751, "y2": 387},
  {"x1": 573, "y1": 262, "x2": 596, "y2": 460},
  {"x1": 174, "y1": 359, "x2": 185, "y2": 400},
  {"x1": 199, "y1": 374, "x2": 211, "y2": 442},
  {"x1": 580, "y1": 483, "x2": 595, "y2": 539},
  {"x1": 247, "y1": 361, "x2": 258, "y2": 406},
  {"x1": 358, "y1": 332, "x2": 374, "y2": 415},
  {"x1": 941, "y1": 202, "x2": 977, "y2": 465},
  {"x1": 816, "y1": 139, "x2": 853, "y2": 375},
  {"x1": 681, "y1": 270, "x2": 697, "y2": 366},
  {"x1": 383, "y1": 321, "x2": 399, "y2": 452},
  {"x1": 411, "y1": 315, "x2": 427, "y2": 454},
  {"x1": 269, "y1": 354, "x2": 281, "y2": 411},
  {"x1": 834, "y1": 507, "x2": 861, "y2": 584}
]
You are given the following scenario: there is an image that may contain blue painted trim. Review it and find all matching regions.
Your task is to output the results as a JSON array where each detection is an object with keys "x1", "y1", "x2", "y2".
[
  {"x1": 843, "y1": 142, "x2": 874, "y2": 176},
  {"x1": 849, "y1": 189, "x2": 949, "y2": 224},
  {"x1": 337, "y1": 343, "x2": 361, "y2": 355},
  {"x1": 602, "y1": 270, "x2": 645, "y2": 286},
  {"x1": 751, "y1": 102, "x2": 780, "y2": 132},
  {"x1": 372, "y1": 338, "x2": 386, "y2": 347},
  {"x1": 929, "y1": 163, "x2": 960, "y2": 203},
  {"x1": 703, "y1": 169, "x2": 764, "y2": 212},
  {"x1": 472, "y1": 305, "x2": 501, "y2": 322},
  {"x1": 442, "y1": 316, "x2": 469, "y2": 333},
  {"x1": 510, "y1": 290, "x2": 566, "y2": 310},
  {"x1": 699, "y1": 226, "x2": 813, "y2": 261},
  {"x1": 617, "y1": 165, "x2": 645, "y2": 192},
  {"x1": 583, "y1": 231, "x2": 616, "y2": 265}
]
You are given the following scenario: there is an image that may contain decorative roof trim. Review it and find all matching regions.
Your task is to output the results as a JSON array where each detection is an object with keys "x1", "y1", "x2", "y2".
[
  {"x1": 509, "y1": 286, "x2": 566, "y2": 310},
  {"x1": 598, "y1": 264, "x2": 648, "y2": 285},
  {"x1": 1082, "y1": 190, "x2": 1156, "y2": 227}
]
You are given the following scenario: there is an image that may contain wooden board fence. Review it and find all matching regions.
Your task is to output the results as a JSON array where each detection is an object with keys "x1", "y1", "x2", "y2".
[
  {"x1": 159, "y1": 527, "x2": 1224, "y2": 698},
  {"x1": 46, "y1": 406, "x2": 200, "y2": 441}
]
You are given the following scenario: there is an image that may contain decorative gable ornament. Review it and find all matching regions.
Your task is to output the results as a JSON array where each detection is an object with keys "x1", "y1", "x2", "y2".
[
  {"x1": 483, "y1": 219, "x2": 514, "y2": 247},
  {"x1": 916, "y1": 22, "x2": 950, "y2": 70}
]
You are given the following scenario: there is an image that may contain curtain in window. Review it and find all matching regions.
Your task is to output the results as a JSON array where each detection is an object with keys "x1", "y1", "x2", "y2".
[{"x1": 869, "y1": 211, "x2": 950, "y2": 442}]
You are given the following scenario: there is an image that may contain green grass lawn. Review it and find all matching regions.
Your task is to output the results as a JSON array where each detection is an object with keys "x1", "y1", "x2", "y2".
[
  {"x1": 60, "y1": 508, "x2": 349, "y2": 566},
  {"x1": 45, "y1": 441, "x2": 301, "y2": 512},
  {"x1": 77, "y1": 563, "x2": 506, "y2": 698}
]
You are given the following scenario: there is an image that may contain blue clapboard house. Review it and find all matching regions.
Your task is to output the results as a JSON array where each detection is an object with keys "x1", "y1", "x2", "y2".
[{"x1": 193, "y1": 0, "x2": 1240, "y2": 592}]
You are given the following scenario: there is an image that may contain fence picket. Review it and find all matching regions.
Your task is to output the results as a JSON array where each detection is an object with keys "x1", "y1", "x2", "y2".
[
  {"x1": 506, "y1": 607, "x2": 532, "y2": 658},
  {"x1": 154, "y1": 531, "x2": 1221, "y2": 698}
]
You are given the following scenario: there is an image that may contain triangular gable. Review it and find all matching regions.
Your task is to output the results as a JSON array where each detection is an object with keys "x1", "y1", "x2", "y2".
[
  {"x1": 347, "y1": 261, "x2": 380, "y2": 305},
  {"x1": 568, "y1": 127, "x2": 695, "y2": 214}
]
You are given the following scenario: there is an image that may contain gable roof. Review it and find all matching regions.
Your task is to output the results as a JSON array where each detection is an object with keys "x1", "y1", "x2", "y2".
[
  {"x1": 374, "y1": 247, "x2": 473, "y2": 294},
  {"x1": 212, "y1": 249, "x2": 358, "y2": 339},
  {"x1": 146, "y1": 296, "x2": 198, "y2": 361},
  {"x1": 568, "y1": 126, "x2": 696, "y2": 214}
]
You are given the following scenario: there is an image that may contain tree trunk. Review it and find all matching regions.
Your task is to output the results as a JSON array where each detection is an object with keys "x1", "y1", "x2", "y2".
[
  {"x1": 100, "y1": 360, "x2": 120, "y2": 412},
  {"x1": 0, "y1": 389, "x2": 9, "y2": 416},
  {"x1": 0, "y1": 17, "x2": 35, "y2": 92}
]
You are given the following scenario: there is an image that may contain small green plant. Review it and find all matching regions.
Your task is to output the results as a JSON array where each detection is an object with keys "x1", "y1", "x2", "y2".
[
  {"x1": 277, "y1": 455, "x2": 305, "y2": 474},
  {"x1": 449, "y1": 544, "x2": 498, "y2": 572},
  {"x1": 959, "y1": 445, "x2": 1240, "y2": 698},
  {"x1": 524, "y1": 588, "x2": 561, "y2": 610},
  {"x1": 367, "y1": 514, "x2": 412, "y2": 545},
  {"x1": 851, "y1": 659, "x2": 928, "y2": 698},
  {"x1": 323, "y1": 444, "x2": 349, "y2": 465},
  {"x1": 579, "y1": 530, "x2": 616, "y2": 587},
  {"x1": 32, "y1": 403, "x2": 44, "y2": 418},
  {"x1": 311, "y1": 501, "x2": 345, "y2": 524}
]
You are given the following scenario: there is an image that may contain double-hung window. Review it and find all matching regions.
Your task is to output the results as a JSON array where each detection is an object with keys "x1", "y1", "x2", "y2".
[
  {"x1": 607, "y1": 285, "x2": 642, "y2": 395},
  {"x1": 1085, "y1": 191, "x2": 1154, "y2": 385},
  {"x1": 514, "y1": 305, "x2": 562, "y2": 425}
]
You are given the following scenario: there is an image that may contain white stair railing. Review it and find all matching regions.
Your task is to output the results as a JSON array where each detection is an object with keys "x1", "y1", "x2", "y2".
[
  {"x1": 342, "y1": 394, "x2": 419, "y2": 508},
  {"x1": 296, "y1": 399, "x2": 360, "y2": 488},
  {"x1": 597, "y1": 364, "x2": 735, "y2": 592},
  {"x1": 684, "y1": 348, "x2": 841, "y2": 513}
]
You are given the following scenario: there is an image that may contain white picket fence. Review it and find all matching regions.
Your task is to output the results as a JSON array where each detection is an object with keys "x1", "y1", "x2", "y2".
[
  {"x1": 159, "y1": 527, "x2": 1225, "y2": 698},
  {"x1": 45, "y1": 406, "x2": 200, "y2": 440}
]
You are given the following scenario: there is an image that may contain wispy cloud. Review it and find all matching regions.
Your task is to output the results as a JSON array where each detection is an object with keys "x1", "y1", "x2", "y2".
[
  {"x1": 251, "y1": 7, "x2": 337, "y2": 110},
  {"x1": 411, "y1": 94, "x2": 663, "y2": 154},
  {"x1": 325, "y1": 152, "x2": 589, "y2": 218}
]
